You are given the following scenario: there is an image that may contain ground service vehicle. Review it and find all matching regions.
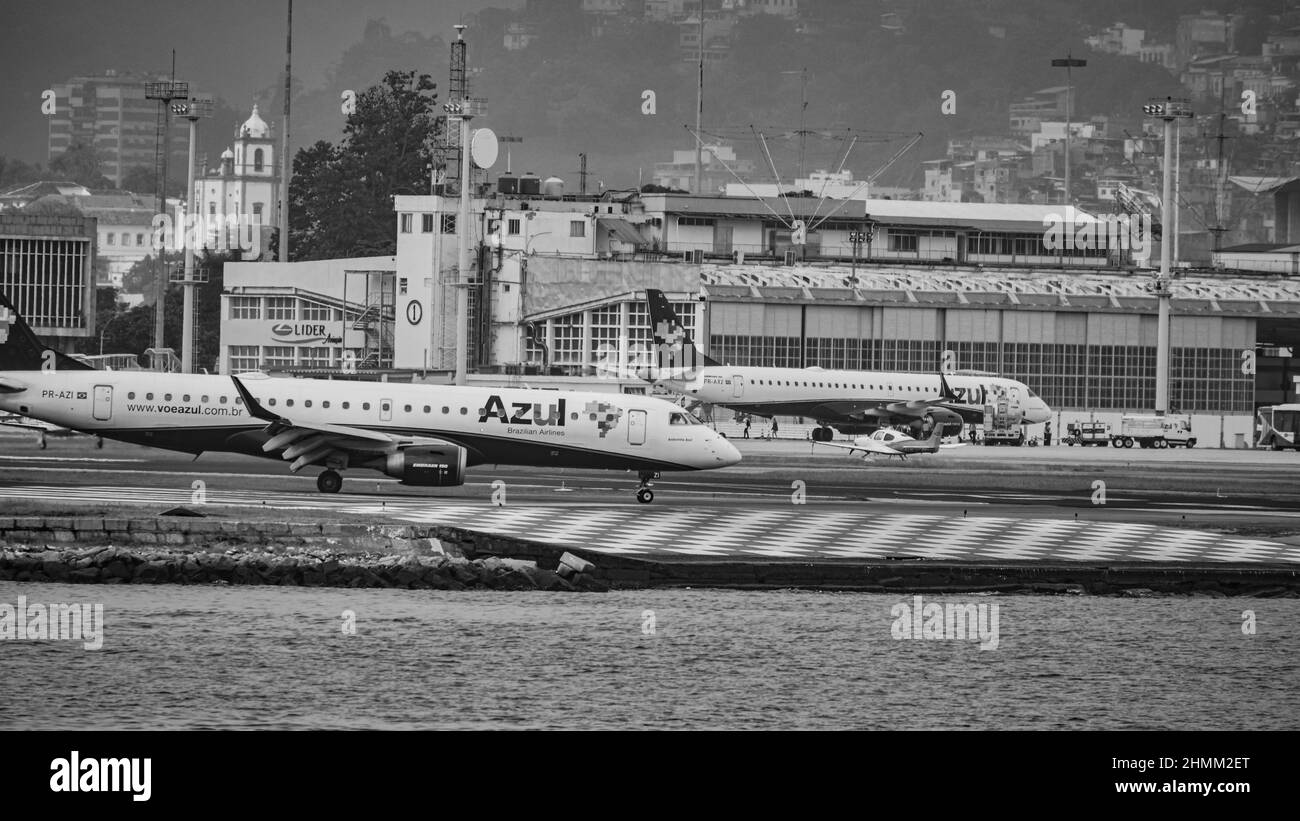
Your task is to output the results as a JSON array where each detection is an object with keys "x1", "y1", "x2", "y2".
[
  {"x1": 1064, "y1": 421, "x2": 1110, "y2": 446},
  {"x1": 1111, "y1": 414, "x2": 1195, "y2": 449},
  {"x1": 1256, "y1": 404, "x2": 1300, "y2": 450}
]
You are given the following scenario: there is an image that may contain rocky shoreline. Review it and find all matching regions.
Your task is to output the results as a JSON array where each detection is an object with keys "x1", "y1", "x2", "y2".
[
  {"x1": 1, "y1": 514, "x2": 1297, "y2": 595},
  {"x1": 0, "y1": 543, "x2": 608, "y2": 591}
]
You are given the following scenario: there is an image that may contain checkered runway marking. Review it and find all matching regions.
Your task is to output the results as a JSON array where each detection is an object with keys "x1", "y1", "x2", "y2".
[
  {"x1": 387, "y1": 506, "x2": 1300, "y2": 565},
  {"x1": 1, "y1": 485, "x2": 1298, "y2": 565}
]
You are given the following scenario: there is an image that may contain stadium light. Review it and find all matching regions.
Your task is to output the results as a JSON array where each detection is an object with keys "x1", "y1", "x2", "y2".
[{"x1": 1142, "y1": 97, "x2": 1194, "y2": 416}]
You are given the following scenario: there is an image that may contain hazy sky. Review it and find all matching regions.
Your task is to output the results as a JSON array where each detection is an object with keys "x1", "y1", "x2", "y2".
[{"x1": 0, "y1": 0, "x2": 519, "y2": 164}]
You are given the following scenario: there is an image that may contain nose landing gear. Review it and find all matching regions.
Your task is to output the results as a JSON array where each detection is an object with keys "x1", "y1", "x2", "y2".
[{"x1": 635, "y1": 470, "x2": 659, "y2": 504}]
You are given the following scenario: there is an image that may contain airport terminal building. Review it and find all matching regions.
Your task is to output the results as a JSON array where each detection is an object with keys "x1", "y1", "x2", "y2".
[{"x1": 218, "y1": 185, "x2": 1300, "y2": 444}]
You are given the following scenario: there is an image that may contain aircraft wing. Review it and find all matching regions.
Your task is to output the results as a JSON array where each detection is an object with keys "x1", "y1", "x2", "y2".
[
  {"x1": 808, "y1": 401, "x2": 893, "y2": 420},
  {"x1": 230, "y1": 376, "x2": 477, "y2": 472},
  {"x1": 810, "y1": 397, "x2": 980, "y2": 425},
  {"x1": 812, "y1": 439, "x2": 898, "y2": 456},
  {"x1": 0, "y1": 415, "x2": 64, "y2": 432}
]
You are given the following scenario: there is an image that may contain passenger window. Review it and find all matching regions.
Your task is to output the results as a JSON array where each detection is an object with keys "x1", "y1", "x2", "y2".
[
  {"x1": 460, "y1": 408, "x2": 468, "y2": 415},
  {"x1": 146, "y1": 393, "x2": 154, "y2": 400},
  {"x1": 220, "y1": 396, "x2": 228, "y2": 404},
  {"x1": 235, "y1": 397, "x2": 243, "y2": 405},
  {"x1": 128, "y1": 392, "x2": 136, "y2": 400},
  {"x1": 322, "y1": 401, "x2": 329, "y2": 408},
  {"x1": 404, "y1": 404, "x2": 412, "y2": 413},
  {"x1": 268, "y1": 399, "x2": 276, "y2": 406},
  {"x1": 201, "y1": 395, "x2": 208, "y2": 403},
  {"x1": 286, "y1": 399, "x2": 294, "y2": 407},
  {"x1": 183, "y1": 394, "x2": 190, "y2": 402},
  {"x1": 342, "y1": 402, "x2": 350, "y2": 409},
  {"x1": 423, "y1": 405, "x2": 431, "y2": 413},
  {"x1": 164, "y1": 394, "x2": 172, "y2": 401},
  {"x1": 363, "y1": 402, "x2": 371, "y2": 410},
  {"x1": 305, "y1": 400, "x2": 312, "y2": 408},
  {"x1": 442, "y1": 407, "x2": 449, "y2": 414}
]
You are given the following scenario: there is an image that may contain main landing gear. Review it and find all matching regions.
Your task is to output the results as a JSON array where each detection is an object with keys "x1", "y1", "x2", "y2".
[
  {"x1": 317, "y1": 469, "x2": 343, "y2": 494},
  {"x1": 635, "y1": 470, "x2": 659, "y2": 504}
]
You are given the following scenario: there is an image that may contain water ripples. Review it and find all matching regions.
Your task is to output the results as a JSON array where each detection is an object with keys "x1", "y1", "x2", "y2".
[{"x1": 0, "y1": 582, "x2": 1296, "y2": 730}]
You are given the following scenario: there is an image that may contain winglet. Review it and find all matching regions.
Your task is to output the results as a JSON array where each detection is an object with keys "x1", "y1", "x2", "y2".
[{"x1": 230, "y1": 375, "x2": 282, "y2": 424}]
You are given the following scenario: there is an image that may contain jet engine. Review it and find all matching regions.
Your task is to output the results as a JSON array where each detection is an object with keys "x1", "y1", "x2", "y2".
[
  {"x1": 912, "y1": 408, "x2": 965, "y2": 438},
  {"x1": 382, "y1": 445, "x2": 467, "y2": 486}
]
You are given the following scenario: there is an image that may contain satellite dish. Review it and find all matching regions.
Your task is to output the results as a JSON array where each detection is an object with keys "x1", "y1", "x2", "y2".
[{"x1": 470, "y1": 128, "x2": 499, "y2": 169}]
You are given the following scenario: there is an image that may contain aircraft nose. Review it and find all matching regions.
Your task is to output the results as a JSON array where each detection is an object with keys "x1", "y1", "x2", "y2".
[
  {"x1": 713, "y1": 433, "x2": 742, "y2": 466},
  {"x1": 1027, "y1": 401, "x2": 1052, "y2": 424}
]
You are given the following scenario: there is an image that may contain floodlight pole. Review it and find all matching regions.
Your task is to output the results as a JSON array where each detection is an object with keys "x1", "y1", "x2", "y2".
[
  {"x1": 175, "y1": 97, "x2": 212, "y2": 374},
  {"x1": 447, "y1": 88, "x2": 485, "y2": 386},
  {"x1": 1145, "y1": 97, "x2": 1193, "y2": 415},
  {"x1": 456, "y1": 110, "x2": 472, "y2": 385},
  {"x1": 1052, "y1": 55, "x2": 1086, "y2": 206},
  {"x1": 144, "y1": 77, "x2": 189, "y2": 353}
]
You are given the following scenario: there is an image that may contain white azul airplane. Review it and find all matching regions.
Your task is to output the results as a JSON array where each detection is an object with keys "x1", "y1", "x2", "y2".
[
  {"x1": 0, "y1": 294, "x2": 740, "y2": 502},
  {"x1": 641, "y1": 289, "x2": 1052, "y2": 440},
  {"x1": 812, "y1": 427, "x2": 966, "y2": 461}
]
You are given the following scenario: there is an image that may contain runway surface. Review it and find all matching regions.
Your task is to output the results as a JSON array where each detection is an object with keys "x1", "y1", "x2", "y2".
[{"x1": 2, "y1": 432, "x2": 1298, "y2": 566}]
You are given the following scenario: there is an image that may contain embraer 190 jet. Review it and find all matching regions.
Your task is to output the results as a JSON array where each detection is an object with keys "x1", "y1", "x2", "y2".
[
  {"x1": 0, "y1": 294, "x2": 739, "y2": 502},
  {"x1": 640, "y1": 289, "x2": 1051, "y2": 440}
]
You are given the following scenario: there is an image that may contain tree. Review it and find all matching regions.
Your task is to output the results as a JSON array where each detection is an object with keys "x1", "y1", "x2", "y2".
[
  {"x1": 49, "y1": 143, "x2": 111, "y2": 188},
  {"x1": 0, "y1": 156, "x2": 43, "y2": 190},
  {"x1": 289, "y1": 70, "x2": 441, "y2": 260},
  {"x1": 95, "y1": 250, "x2": 231, "y2": 371},
  {"x1": 119, "y1": 166, "x2": 156, "y2": 194},
  {"x1": 121, "y1": 252, "x2": 183, "y2": 298}
]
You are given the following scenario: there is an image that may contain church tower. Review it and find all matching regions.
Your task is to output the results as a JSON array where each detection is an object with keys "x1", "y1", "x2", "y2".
[{"x1": 194, "y1": 104, "x2": 280, "y2": 255}]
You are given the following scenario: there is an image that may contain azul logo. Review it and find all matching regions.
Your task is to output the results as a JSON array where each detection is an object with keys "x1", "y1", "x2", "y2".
[
  {"x1": 654, "y1": 319, "x2": 684, "y2": 346},
  {"x1": 949, "y1": 384, "x2": 989, "y2": 405},
  {"x1": 583, "y1": 400, "x2": 624, "y2": 438},
  {"x1": 478, "y1": 395, "x2": 567, "y2": 426}
]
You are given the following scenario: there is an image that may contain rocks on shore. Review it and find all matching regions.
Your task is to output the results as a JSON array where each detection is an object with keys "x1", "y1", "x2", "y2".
[{"x1": 0, "y1": 545, "x2": 609, "y2": 592}]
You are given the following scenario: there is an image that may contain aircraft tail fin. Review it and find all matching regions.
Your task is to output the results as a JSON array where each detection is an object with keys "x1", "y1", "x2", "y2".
[
  {"x1": 926, "y1": 426, "x2": 945, "y2": 447},
  {"x1": 0, "y1": 292, "x2": 94, "y2": 372},
  {"x1": 938, "y1": 371, "x2": 959, "y2": 401},
  {"x1": 645, "y1": 289, "x2": 721, "y2": 368}
]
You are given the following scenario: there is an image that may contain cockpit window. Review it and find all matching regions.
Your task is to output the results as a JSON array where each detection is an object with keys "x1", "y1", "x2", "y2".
[
  {"x1": 670, "y1": 413, "x2": 689, "y2": 425},
  {"x1": 1027, "y1": 389, "x2": 1038, "y2": 398}
]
